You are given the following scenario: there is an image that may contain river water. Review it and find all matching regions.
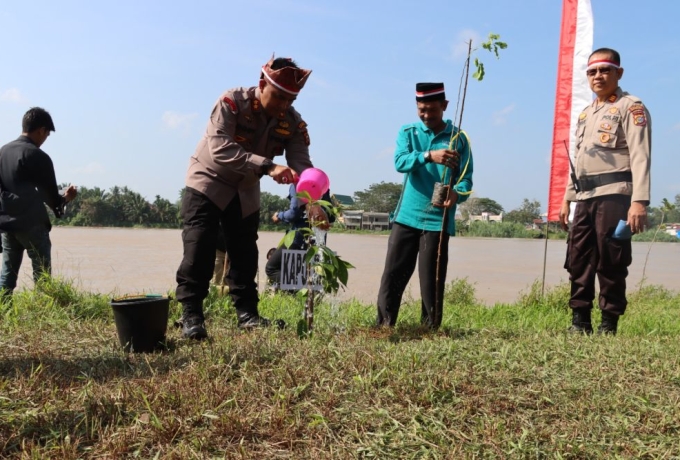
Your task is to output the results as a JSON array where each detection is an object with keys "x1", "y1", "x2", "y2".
[{"x1": 14, "y1": 227, "x2": 679, "y2": 305}]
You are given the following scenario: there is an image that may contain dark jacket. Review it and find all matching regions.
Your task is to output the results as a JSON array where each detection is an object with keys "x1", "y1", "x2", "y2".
[
  {"x1": 0, "y1": 136, "x2": 65, "y2": 231},
  {"x1": 276, "y1": 184, "x2": 334, "y2": 248}
]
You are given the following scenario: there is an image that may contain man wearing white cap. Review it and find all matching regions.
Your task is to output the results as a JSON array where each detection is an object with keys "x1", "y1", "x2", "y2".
[{"x1": 176, "y1": 56, "x2": 314, "y2": 339}]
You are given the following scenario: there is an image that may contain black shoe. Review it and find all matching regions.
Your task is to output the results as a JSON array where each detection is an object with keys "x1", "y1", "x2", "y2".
[
  {"x1": 597, "y1": 311, "x2": 619, "y2": 335},
  {"x1": 568, "y1": 307, "x2": 593, "y2": 335},
  {"x1": 177, "y1": 314, "x2": 208, "y2": 340},
  {"x1": 237, "y1": 314, "x2": 285, "y2": 330}
]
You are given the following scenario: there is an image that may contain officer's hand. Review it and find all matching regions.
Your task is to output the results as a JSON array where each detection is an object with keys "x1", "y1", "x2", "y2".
[
  {"x1": 628, "y1": 201, "x2": 648, "y2": 234},
  {"x1": 430, "y1": 149, "x2": 459, "y2": 169},
  {"x1": 272, "y1": 213, "x2": 280, "y2": 223},
  {"x1": 559, "y1": 201, "x2": 571, "y2": 231},
  {"x1": 63, "y1": 185, "x2": 77, "y2": 203},
  {"x1": 307, "y1": 204, "x2": 330, "y2": 230},
  {"x1": 442, "y1": 190, "x2": 459, "y2": 209},
  {"x1": 269, "y1": 165, "x2": 298, "y2": 185}
]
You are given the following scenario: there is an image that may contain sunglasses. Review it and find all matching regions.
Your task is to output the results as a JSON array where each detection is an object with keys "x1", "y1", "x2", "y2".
[{"x1": 586, "y1": 66, "x2": 616, "y2": 77}]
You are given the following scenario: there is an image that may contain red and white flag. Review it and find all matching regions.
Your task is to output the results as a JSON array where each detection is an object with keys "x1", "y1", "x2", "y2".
[{"x1": 547, "y1": 0, "x2": 593, "y2": 221}]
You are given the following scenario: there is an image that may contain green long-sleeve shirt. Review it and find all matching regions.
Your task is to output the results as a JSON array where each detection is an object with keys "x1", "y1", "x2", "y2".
[{"x1": 393, "y1": 120, "x2": 473, "y2": 236}]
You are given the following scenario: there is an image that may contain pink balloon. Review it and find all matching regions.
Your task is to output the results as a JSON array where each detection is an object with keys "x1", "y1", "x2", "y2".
[{"x1": 296, "y1": 167, "x2": 330, "y2": 202}]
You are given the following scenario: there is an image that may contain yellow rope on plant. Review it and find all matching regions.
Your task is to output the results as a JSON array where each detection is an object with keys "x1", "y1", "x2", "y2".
[{"x1": 448, "y1": 130, "x2": 473, "y2": 194}]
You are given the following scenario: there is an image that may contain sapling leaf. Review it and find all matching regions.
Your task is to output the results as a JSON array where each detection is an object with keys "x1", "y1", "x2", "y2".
[
  {"x1": 296, "y1": 190, "x2": 313, "y2": 202},
  {"x1": 282, "y1": 230, "x2": 297, "y2": 248},
  {"x1": 304, "y1": 245, "x2": 319, "y2": 263},
  {"x1": 472, "y1": 59, "x2": 485, "y2": 81},
  {"x1": 338, "y1": 262, "x2": 349, "y2": 286},
  {"x1": 315, "y1": 199, "x2": 333, "y2": 209}
]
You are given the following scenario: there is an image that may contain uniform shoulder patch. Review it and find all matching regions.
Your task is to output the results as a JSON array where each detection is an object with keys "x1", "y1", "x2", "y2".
[
  {"x1": 628, "y1": 103, "x2": 647, "y2": 126},
  {"x1": 223, "y1": 97, "x2": 238, "y2": 114}
]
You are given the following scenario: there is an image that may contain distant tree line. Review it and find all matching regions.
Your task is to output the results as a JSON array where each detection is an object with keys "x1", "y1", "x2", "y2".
[
  {"x1": 54, "y1": 185, "x2": 182, "y2": 228},
  {"x1": 52, "y1": 185, "x2": 294, "y2": 230},
  {"x1": 52, "y1": 181, "x2": 680, "y2": 241},
  {"x1": 350, "y1": 182, "x2": 545, "y2": 226}
]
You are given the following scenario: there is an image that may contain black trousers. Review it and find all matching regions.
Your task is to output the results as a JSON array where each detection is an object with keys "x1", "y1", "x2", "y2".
[
  {"x1": 566, "y1": 194, "x2": 632, "y2": 316},
  {"x1": 176, "y1": 188, "x2": 260, "y2": 318},
  {"x1": 376, "y1": 222, "x2": 449, "y2": 328}
]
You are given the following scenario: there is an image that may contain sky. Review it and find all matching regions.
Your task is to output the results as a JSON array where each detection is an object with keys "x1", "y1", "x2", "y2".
[{"x1": 1, "y1": 0, "x2": 678, "y2": 213}]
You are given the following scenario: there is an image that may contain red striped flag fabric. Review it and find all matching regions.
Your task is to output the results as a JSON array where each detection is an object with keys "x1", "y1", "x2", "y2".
[{"x1": 547, "y1": 0, "x2": 593, "y2": 221}]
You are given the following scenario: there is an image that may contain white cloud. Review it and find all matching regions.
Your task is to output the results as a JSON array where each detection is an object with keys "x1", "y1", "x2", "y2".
[
  {"x1": 0, "y1": 88, "x2": 24, "y2": 103},
  {"x1": 162, "y1": 111, "x2": 197, "y2": 131},
  {"x1": 451, "y1": 29, "x2": 482, "y2": 60},
  {"x1": 492, "y1": 104, "x2": 516, "y2": 125},
  {"x1": 673, "y1": 122, "x2": 680, "y2": 131},
  {"x1": 73, "y1": 162, "x2": 105, "y2": 175}
]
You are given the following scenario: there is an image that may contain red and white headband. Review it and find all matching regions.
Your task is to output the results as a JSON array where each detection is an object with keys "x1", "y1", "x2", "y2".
[
  {"x1": 261, "y1": 67, "x2": 300, "y2": 96},
  {"x1": 587, "y1": 59, "x2": 620, "y2": 71}
]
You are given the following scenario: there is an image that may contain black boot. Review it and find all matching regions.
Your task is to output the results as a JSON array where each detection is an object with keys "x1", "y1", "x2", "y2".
[
  {"x1": 237, "y1": 311, "x2": 285, "y2": 330},
  {"x1": 175, "y1": 304, "x2": 208, "y2": 340},
  {"x1": 597, "y1": 311, "x2": 619, "y2": 335},
  {"x1": 568, "y1": 307, "x2": 593, "y2": 334}
]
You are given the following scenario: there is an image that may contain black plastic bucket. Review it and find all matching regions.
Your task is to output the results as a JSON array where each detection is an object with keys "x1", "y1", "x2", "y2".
[{"x1": 110, "y1": 295, "x2": 169, "y2": 353}]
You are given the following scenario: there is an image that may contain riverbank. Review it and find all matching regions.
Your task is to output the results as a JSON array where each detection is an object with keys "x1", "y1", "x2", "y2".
[{"x1": 15, "y1": 227, "x2": 679, "y2": 305}]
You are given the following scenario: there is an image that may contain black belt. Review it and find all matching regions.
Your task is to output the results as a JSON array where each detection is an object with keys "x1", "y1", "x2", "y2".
[{"x1": 577, "y1": 171, "x2": 632, "y2": 192}]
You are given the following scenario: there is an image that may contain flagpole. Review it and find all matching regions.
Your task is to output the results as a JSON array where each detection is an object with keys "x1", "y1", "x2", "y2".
[
  {"x1": 541, "y1": 222, "x2": 549, "y2": 297},
  {"x1": 543, "y1": 0, "x2": 593, "y2": 297}
]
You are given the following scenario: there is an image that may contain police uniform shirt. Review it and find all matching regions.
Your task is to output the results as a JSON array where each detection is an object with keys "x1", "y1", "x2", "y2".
[
  {"x1": 564, "y1": 87, "x2": 651, "y2": 203},
  {"x1": 185, "y1": 86, "x2": 313, "y2": 218}
]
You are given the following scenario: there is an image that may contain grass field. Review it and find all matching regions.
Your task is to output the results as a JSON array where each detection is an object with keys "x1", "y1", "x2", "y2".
[{"x1": 2, "y1": 278, "x2": 680, "y2": 459}]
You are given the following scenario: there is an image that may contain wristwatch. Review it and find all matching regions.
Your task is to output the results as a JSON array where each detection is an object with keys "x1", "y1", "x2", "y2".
[
  {"x1": 260, "y1": 160, "x2": 275, "y2": 176},
  {"x1": 424, "y1": 151, "x2": 432, "y2": 162}
]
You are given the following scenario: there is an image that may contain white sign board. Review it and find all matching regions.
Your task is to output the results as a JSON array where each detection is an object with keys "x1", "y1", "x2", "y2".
[{"x1": 280, "y1": 249, "x2": 322, "y2": 291}]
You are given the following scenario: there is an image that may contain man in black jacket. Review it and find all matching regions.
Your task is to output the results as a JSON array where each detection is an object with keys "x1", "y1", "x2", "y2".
[{"x1": 0, "y1": 107, "x2": 77, "y2": 295}]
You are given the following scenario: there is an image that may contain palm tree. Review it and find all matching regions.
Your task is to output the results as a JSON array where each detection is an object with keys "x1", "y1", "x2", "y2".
[{"x1": 122, "y1": 191, "x2": 151, "y2": 225}]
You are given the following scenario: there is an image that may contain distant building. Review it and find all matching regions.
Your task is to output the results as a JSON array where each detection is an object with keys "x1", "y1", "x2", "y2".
[
  {"x1": 336, "y1": 210, "x2": 390, "y2": 231},
  {"x1": 361, "y1": 212, "x2": 390, "y2": 231},
  {"x1": 665, "y1": 223, "x2": 680, "y2": 238},
  {"x1": 332, "y1": 194, "x2": 355, "y2": 209},
  {"x1": 531, "y1": 218, "x2": 544, "y2": 230},
  {"x1": 340, "y1": 210, "x2": 363, "y2": 230},
  {"x1": 469, "y1": 212, "x2": 503, "y2": 223}
]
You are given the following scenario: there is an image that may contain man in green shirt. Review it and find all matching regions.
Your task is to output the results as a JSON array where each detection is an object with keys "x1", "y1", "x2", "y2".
[{"x1": 376, "y1": 83, "x2": 473, "y2": 330}]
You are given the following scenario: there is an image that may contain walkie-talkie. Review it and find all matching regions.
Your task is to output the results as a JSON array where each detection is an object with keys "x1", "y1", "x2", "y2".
[{"x1": 564, "y1": 140, "x2": 580, "y2": 192}]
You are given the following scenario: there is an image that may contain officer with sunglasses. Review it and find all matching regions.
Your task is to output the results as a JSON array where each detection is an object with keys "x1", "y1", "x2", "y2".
[{"x1": 559, "y1": 48, "x2": 652, "y2": 335}]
